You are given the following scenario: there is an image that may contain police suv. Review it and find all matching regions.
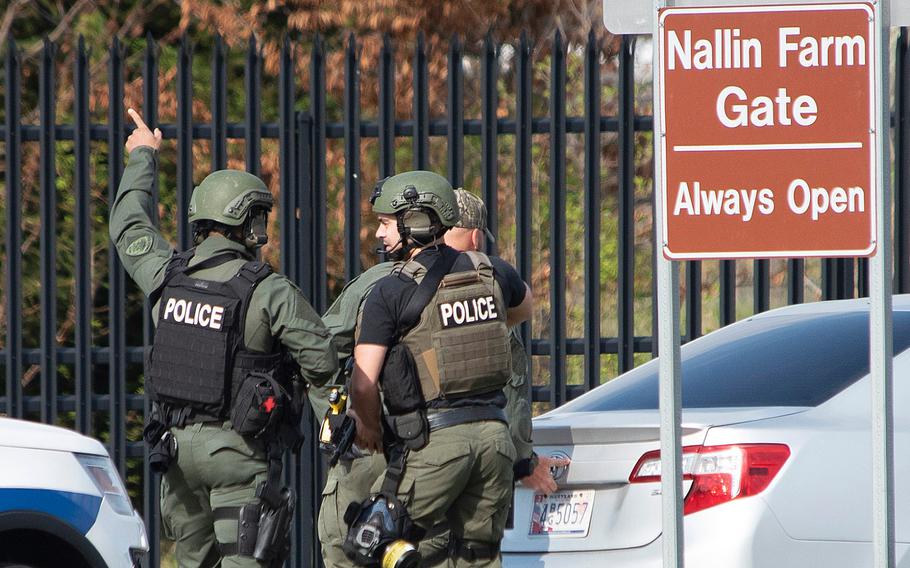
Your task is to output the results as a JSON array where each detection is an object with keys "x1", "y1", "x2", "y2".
[{"x1": 0, "y1": 417, "x2": 148, "y2": 567}]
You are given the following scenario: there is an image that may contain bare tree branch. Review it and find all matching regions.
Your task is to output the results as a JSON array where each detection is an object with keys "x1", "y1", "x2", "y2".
[
  {"x1": 0, "y1": 0, "x2": 31, "y2": 53},
  {"x1": 23, "y1": 0, "x2": 95, "y2": 61}
]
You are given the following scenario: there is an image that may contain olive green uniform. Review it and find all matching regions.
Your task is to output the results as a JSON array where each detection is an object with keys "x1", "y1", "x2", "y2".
[
  {"x1": 111, "y1": 147, "x2": 337, "y2": 568},
  {"x1": 316, "y1": 267, "x2": 529, "y2": 567},
  {"x1": 310, "y1": 263, "x2": 394, "y2": 568}
]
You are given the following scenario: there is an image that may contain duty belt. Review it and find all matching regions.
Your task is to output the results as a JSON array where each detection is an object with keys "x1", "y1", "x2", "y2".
[{"x1": 426, "y1": 405, "x2": 507, "y2": 432}]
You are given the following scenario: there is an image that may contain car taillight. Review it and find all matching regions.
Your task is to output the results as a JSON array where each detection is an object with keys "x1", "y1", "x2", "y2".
[{"x1": 628, "y1": 444, "x2": 790, "y2": 515}]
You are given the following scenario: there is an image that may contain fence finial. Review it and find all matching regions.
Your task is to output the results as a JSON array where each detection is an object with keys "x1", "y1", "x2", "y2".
[
  {"x1": 5, "y1": 37, "x2": 17, "y2": 58},
  {"x1": 180, "y1": 32, "x2": 193, "y2": 55},
  {"x1": 416, "y1": 30, "x2": 425, "y2": 52}
]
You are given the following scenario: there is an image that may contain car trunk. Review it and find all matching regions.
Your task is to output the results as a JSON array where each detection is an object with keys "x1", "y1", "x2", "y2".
[{"x1": 501, "y1": 407, "x2": 807, "y2": 553}]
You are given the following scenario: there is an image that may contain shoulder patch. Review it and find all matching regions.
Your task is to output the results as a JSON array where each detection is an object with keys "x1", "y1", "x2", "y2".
[{"x1": 125, "y1": 235, "x2": 153, "y2": 256}]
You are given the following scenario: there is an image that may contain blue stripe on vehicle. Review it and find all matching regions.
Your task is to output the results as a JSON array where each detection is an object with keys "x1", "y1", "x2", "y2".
[{"x1": 0, "y1": 488, "x2": 102, "y2": 535}]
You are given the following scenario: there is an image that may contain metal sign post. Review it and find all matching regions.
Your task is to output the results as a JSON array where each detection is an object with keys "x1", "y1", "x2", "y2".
[
  {"x1": 870, "y1": 2, "x2": 894, "y2": 566},
  {"x1": 618, "y1": 1, "x2": 894, "y2": 566},
  {"x1": 652, "y1": 1, "x2": 685, "y2": 567}
]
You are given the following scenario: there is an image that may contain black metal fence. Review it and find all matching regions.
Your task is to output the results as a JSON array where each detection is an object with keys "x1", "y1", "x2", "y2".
[{"x1": 2, "y1": 29, "x2": 910, "y2": 567}]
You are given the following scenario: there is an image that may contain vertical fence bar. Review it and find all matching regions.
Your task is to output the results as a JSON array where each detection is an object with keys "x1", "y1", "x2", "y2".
[
  {"x1": 617, "y1": 34, "x2": 636, "y2": 373},
  {"x1": 296, "y1": 114, "x2": 313, "y2": 292},
  {"x1": 278, "y1": 37, "x2": 301, "y2": 564},
  {"x1": 719, "y1": 260, "x2": 736, "y2": 326},
  {"x1": 143, "y1": 33, "x2": 159, "y2": 211},
  {"x1": 344, "y1": 33, "x2": 362, "y2": 281},
  {"x1": 482, "y1": 33, "x2": 499, "y2": 255},
  {"x1": 857, "y1": 258, "x2": 869, "y2": 298},
  {"x1": 379, "y1": 35, "x2": 395, "y2": 179},
  {"x1": 823, "y1": 259, "x2": 835, "y2": 299},
  {"x1": 246, "y1": 36, "x2": 262, "y2": 177},
  {"x1": 685, "y1": 262, "x2": 701, "y2": 341},
  {"x1": 39, "y1": 38, "x2": 58, "y2": 425},
  {"x1": 212, "y1": 34, "x2": 227, "y2": 171},
  {"x1": 142, "y1": 33, "x2": 160, "y2": 347},
  {"x1": 584, "y1": 29, "x2": 602, "y2": 391},
  {"x1": 4, "y1": 40, "x2": 22, "y2": 418},
  {"x1": 836, "y1": 259, "x2": 853, "y2": 298},
  {"x1": 279, "y1": 37, "x2": 297, "y2": 283},
  {"x1": 897, "y1": 28, "x2": 910, "y2": 294},
  {"x1": 447, "y1": 35, "x2": 464, "y2": 188},
  {"x1": 295, "y1": 113, "x2": 317, "y2": 568},
  {"x1": 825, "y1": 258, "x2": 853, "y2": 299},
  {"x1": 177, "y1": 35, "x2": 194, "y2": 250},
  {"x1": 74, "y1": 37, "x2": 93, "y2": 435},
  {"x1": 651, "y1": 196, "x2": 659, "y2": 358},
  {"x1": 515, "y1": 31, "x2": 533, "y2": 377},
  {"x1": 787, "y1": 259, "x2": 804, "y2": 304},
  {"x1": 753, "y1": 259, "x2": 770, "y2": 314},
  {"x1": 413, "y1": 32, "x2": 429, "y2": 171},
  {"x1": 107, "y1": 35, "x2": 127, "y2": 478},
  {"x1": 311, "y1": 34, "x2": 328, "y2": 312},
  {"x1": 549, "y1": 31, "x2": 567, "y2": 407},
  {"x1": 142, "y1": 34, "x2": 161, "y2": 568}
]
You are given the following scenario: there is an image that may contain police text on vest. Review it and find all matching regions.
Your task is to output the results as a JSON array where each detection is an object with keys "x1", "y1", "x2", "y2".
[
  {"x1": 438, "y1": 296, "x2": 498, "y2": 328},
  {"x1": 163, "y1": 298, "x2": 225, "y2": 330}
]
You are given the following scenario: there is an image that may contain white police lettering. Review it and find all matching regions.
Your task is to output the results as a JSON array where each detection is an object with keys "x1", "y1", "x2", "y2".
[
  {"x1": 162, "y1": 297, "x2": 225, "y2": 330},
  {"x1": 438, "y1": 296, "x2": 498, "y2": 327}
]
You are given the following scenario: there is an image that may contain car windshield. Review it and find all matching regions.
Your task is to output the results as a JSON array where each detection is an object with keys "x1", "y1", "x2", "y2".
[{"x1": 564, "y1": 310, "x2": 910, "y2": 411}]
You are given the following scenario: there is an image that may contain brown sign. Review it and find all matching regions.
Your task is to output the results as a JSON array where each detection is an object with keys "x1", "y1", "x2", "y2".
[{"x1": 658, "y1": 3, "x2": 877, "y2": 259}]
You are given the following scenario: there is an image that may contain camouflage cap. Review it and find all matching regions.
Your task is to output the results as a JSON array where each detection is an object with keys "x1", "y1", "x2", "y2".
[{"x1": 453, "y1": 189, "x2": 495, "y2": 243}]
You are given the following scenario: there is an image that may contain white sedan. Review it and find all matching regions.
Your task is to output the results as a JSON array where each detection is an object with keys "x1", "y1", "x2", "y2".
[{"x1": 503, "y1": 296, "x2": 909, "y2": 567}]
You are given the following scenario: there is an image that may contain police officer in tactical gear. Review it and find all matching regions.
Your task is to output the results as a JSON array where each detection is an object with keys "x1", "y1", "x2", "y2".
[
  {"x1": 314, "y1": 189, "x2": 566, "y2": 567},
  {"x1": 313, "y1": 268, "x2": 393, "y2": 567},
  {"x1": 111, "y1": 108, "x2": 337, "y2": 568},
  {"x1": 444, "y1": 191, "x2": 569, "y2": 496},
  {"x1": 347, "y1": 171, "x2": 532, "y2": 567}
]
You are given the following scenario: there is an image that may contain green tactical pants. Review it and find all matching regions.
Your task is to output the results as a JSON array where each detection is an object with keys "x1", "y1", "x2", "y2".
[
  {"x1": 374, "y1": 420, "x2": 516, "y2": 568},
  {"x1": 318, "y1": 451, "x2": 388, "y2": 567},
  {"x1": 160, "y1": 422, "x2": 269, "y2": 568}
]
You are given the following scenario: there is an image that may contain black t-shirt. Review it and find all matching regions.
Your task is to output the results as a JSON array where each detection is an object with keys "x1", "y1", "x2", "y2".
[{"x1": 357, "y1": 245, "x2": 526, "y2": 347}]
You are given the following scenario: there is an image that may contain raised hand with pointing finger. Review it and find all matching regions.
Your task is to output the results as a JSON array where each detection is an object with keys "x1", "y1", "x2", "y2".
[
  {"x1": 110, "y1": 102, "x2": 337, "y2": 568},
  {"x1": 125, "y1": 107, "x2": 162, "y2": 153}
]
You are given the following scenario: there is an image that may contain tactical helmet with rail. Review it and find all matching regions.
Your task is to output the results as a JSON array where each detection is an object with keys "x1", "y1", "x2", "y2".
[
  {"x1": 370, "y1": 170, "x2": 460, "y2": 257},
  {"x1": 188, "y1": 169, "x2": 274, "y2": 249}
]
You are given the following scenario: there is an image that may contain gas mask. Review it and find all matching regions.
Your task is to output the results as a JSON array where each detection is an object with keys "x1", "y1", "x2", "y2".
[{"x1": 343, "y1": 494, "x2": 422, "y2": 568}]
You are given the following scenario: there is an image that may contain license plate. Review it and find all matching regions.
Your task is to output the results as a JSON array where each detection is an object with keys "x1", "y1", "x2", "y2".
[{"x1": 528, "y1": 490, "x2": 595, "y2": 537}]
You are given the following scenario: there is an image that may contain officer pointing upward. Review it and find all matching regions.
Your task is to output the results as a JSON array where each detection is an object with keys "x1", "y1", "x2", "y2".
[{"x1": 111, "y1": 108, "x2": 337, "y2": 568}]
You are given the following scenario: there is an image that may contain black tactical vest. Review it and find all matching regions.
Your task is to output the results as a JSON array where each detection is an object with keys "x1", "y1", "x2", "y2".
[{"x1": 146, "y1": 249, "x2": 281, "y2": 420}]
